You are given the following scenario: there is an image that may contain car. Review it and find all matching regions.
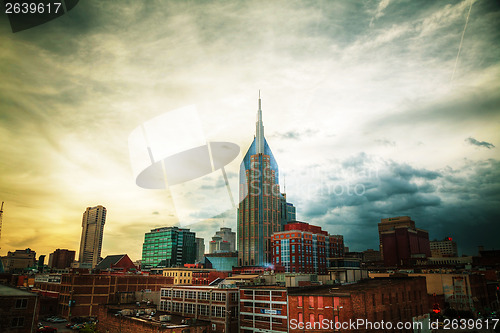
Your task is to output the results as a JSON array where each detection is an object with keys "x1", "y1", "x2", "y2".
[
  {"x1": 51, "y1": 318, "x2": 67, "y2": 323},
  {"x1": 71, "y1": 324, "x2": 84, "y2": 330},
  {"x1": 37, "y1": 326, "x2": 57, "y2": 333}
]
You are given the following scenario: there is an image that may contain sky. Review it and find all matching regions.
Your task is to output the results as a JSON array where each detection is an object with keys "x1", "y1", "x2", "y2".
[{"x1": 0, "y1": 0, "x2": 499, "y2": 261}]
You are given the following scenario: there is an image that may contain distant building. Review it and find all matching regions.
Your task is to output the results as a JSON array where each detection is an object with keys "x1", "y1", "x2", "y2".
[
  {"x1": 379, "y1": 216, "x2": 431, "y2": 267},
  {"x1": 142, "y1": 226, "x2": 196, "y2": 268},
  {"x1": 378, "y1": 216, "x2": 415, "y2": 259},
  {"x1": 78, "y1": 205, "x2": 106, "y2": 268},
  {"x1": 95, "y1": 254, "x2": 137, "y2": 273},
  {"x1": 209, "y1": 227, "x2": 236, "y2": 253},
  {"x1": 195, "y1": 238, "x2": 205, "y2": 262},
  {"x1": 286, "y1": 202, "x2": 296, "y2": 222},
  {"x1": 0, "y1": 284, "x2": 40, "y2": 333},
  {"x1": 362, "y1": 249, "x2": 381, "y2": 262},
  {"x1": 272, "y1": 221, "x2": 344, "y2": 274},
  {"x1": 430, "y1": 237, "x2": 458, "y2": 257},
  {"x1": 48, "y1": 249, "x2": 75, "y2": 269},
  {"x1": 0, "y1": 249, "x2": 36, "y2": 273}
]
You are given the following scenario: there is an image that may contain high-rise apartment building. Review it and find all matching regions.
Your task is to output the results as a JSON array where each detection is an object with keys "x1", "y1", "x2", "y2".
[
  {"x1": 238, "y1": 95, "x2": 290, "y2": 267},
  {"x1": 272, "y1": 221, "x2": 344, "y2": 274},
  {"x1": 142, "y1": 226, "x2": 196, "y2": 268},
  {"x1": 78, "y1": 205, "x2": 106, "y2": 268},
  {"x1": 209, "y1": 227, "x2": 236, "y2": 253},
  {"x1": 430, "y1": 237, "x2": 458, "y2": 257}
]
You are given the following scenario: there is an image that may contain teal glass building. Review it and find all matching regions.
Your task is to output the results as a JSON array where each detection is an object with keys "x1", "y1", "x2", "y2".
[{"x1": 142, "y1": 226, "x2": 196, "y2": 269}]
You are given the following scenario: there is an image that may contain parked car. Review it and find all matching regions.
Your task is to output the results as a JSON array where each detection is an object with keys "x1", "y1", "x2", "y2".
[
  {"x1": 37, "y1": 326, "x2": 57, "y2": 333},
  {"x1": 71, "y1": 324, "x2": 84, "y2": 330},
  {"x1": 51, "y1": 318, "x2": 67, "y2": 323}
]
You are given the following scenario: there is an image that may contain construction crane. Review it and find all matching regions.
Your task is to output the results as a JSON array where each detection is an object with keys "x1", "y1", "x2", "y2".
[{"x1": 0, "y1": 201, "x2": 3, "y2": 246}]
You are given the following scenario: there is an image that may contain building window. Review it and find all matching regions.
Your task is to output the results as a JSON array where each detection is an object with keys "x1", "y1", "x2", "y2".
[
  {"x1": 298, "y1": 312, "x2": 303, "y2": 322},
  {"x1": 318, "y1": 296, "x2": 323, "y2": 308},
  {"x1": 298, "y1": 296, "x2": 303, "y2": 307},
  {"x1": 15, "y1": 299, "x2": 28, "y2": 309},
  {"x1": 309, "y1": 313, "x2": 315, "y2": 324},
  {"x1": 319, "y1": 314, "x2": 324, "y2": 322},
  {"x1": 11, "y1": 317, "x2": 24, "y2": 328},
  {"x1": 309, "y1": 296, "x2": 314, "y2": 308}
]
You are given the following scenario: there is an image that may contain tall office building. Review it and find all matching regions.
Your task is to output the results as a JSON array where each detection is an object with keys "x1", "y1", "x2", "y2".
[
  {"x1": 378, "y1": 216, "x2": 415, "y2": 260},
  {"x1": 195, "y1": 238, "x2": 205, "y2": 263},
  {"x1": 142, "y1": 226, "x2": 196, "y2": 268},
  {"x1": 379, "y1": 216, "x2": 431, "y2": 267},
  {"x1": 78, "y1": 205, "x2": 106, "y2": 268},
  {"x1": 209, "y1": 227, "x2": 236, "y2": 253},
  {"x1": 238, "y1": 95, "x2": 289, "y2": 266}
]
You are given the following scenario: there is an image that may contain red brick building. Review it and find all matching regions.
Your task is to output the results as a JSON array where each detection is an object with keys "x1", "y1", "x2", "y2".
[
  {"x1": 159, "y1": 285, "x2": 239, "y2": 332},
  {"x1": 48, "y1": 249, "x2": 76, "y2": 269},
  {"x1": 272, "y1": 221, "x2": 344, "y2": 274},
  {"x1": 0, "y1": 284, "x2": 40, "y2": 333},
  {"x1": 239, "y1": 286, "x2": 288, "y2": 333},
  {"x1": 287, "y1": 277, "x2": 428, "y2": 332},
  {"x1": 192, "y1": 270, "x2": 230, "y2": 285},
  {"x1": 95, "y1": 254, "x2": 137, "y2": 274},
  {"x1": 33, "y1": 274, "x2": 173, "y2": 318}
]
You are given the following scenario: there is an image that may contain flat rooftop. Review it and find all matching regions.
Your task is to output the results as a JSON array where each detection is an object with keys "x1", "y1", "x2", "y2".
[{"x1": 0, "y1": 284, "x2": 38, "y2": 297}]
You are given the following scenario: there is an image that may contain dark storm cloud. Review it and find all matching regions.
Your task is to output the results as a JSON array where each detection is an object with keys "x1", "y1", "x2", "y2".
[
  {"x1": 465, "y1": 137, "x2": 495, "y2": 149},
  {"x1": 303, "y1": 154, "x2": 500, "y2": 256},
  {"x1": 369, "y1": 85, "x2": 500, "y2": 130}
]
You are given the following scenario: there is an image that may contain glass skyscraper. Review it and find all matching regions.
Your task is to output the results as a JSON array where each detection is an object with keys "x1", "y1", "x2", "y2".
[
  {"x1": 238, "y1": 95, "x2": 290, "y2": 266},
  {"x1": 142, "y1": 226, "x2": 196, "y2": 268}
]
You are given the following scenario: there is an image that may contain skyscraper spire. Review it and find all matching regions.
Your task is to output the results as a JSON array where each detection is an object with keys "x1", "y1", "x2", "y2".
[{"x1": 256, "y1": 91, "x2": 265, "y2": 154}]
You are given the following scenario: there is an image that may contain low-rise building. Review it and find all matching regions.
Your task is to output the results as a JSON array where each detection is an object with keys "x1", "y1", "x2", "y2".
[
  {"x1": 97, "y1": 303, "x2": 210, "y2": 333},
  {"x1": 0, "y1": 284, "x2": 39, "y2": 333},
  {"x1": 1, "y1": 249, "x2": 37, "y2": 273},
  {"x1": 287, "y1": 277, "x2": 428, "y2": 332},
  {"x1": 33, "y1": 274, "x2": 173, "y2": 318},
  {"x1": 239, "y1": 286, "x2": 288, "y2": 333},
  {"x1": 369, "y1": 272, "x2": 490, "y2": 314},
  {"x1": 159, "y1": 285, "x2": 239, "y2": 332}
]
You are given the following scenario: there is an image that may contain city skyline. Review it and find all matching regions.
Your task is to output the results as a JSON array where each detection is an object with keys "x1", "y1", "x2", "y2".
[{"x1": 0, "y1": 0, "x2": 499, "y2": 260}]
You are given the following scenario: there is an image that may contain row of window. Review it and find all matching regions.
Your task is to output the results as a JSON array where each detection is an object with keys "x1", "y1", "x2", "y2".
[
  {"x1": 159, "y1": 301, "x2": 228, "y2": 318},
  {"x1": 160, "y1": 289, "x2": 238, "y2": 302}
]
